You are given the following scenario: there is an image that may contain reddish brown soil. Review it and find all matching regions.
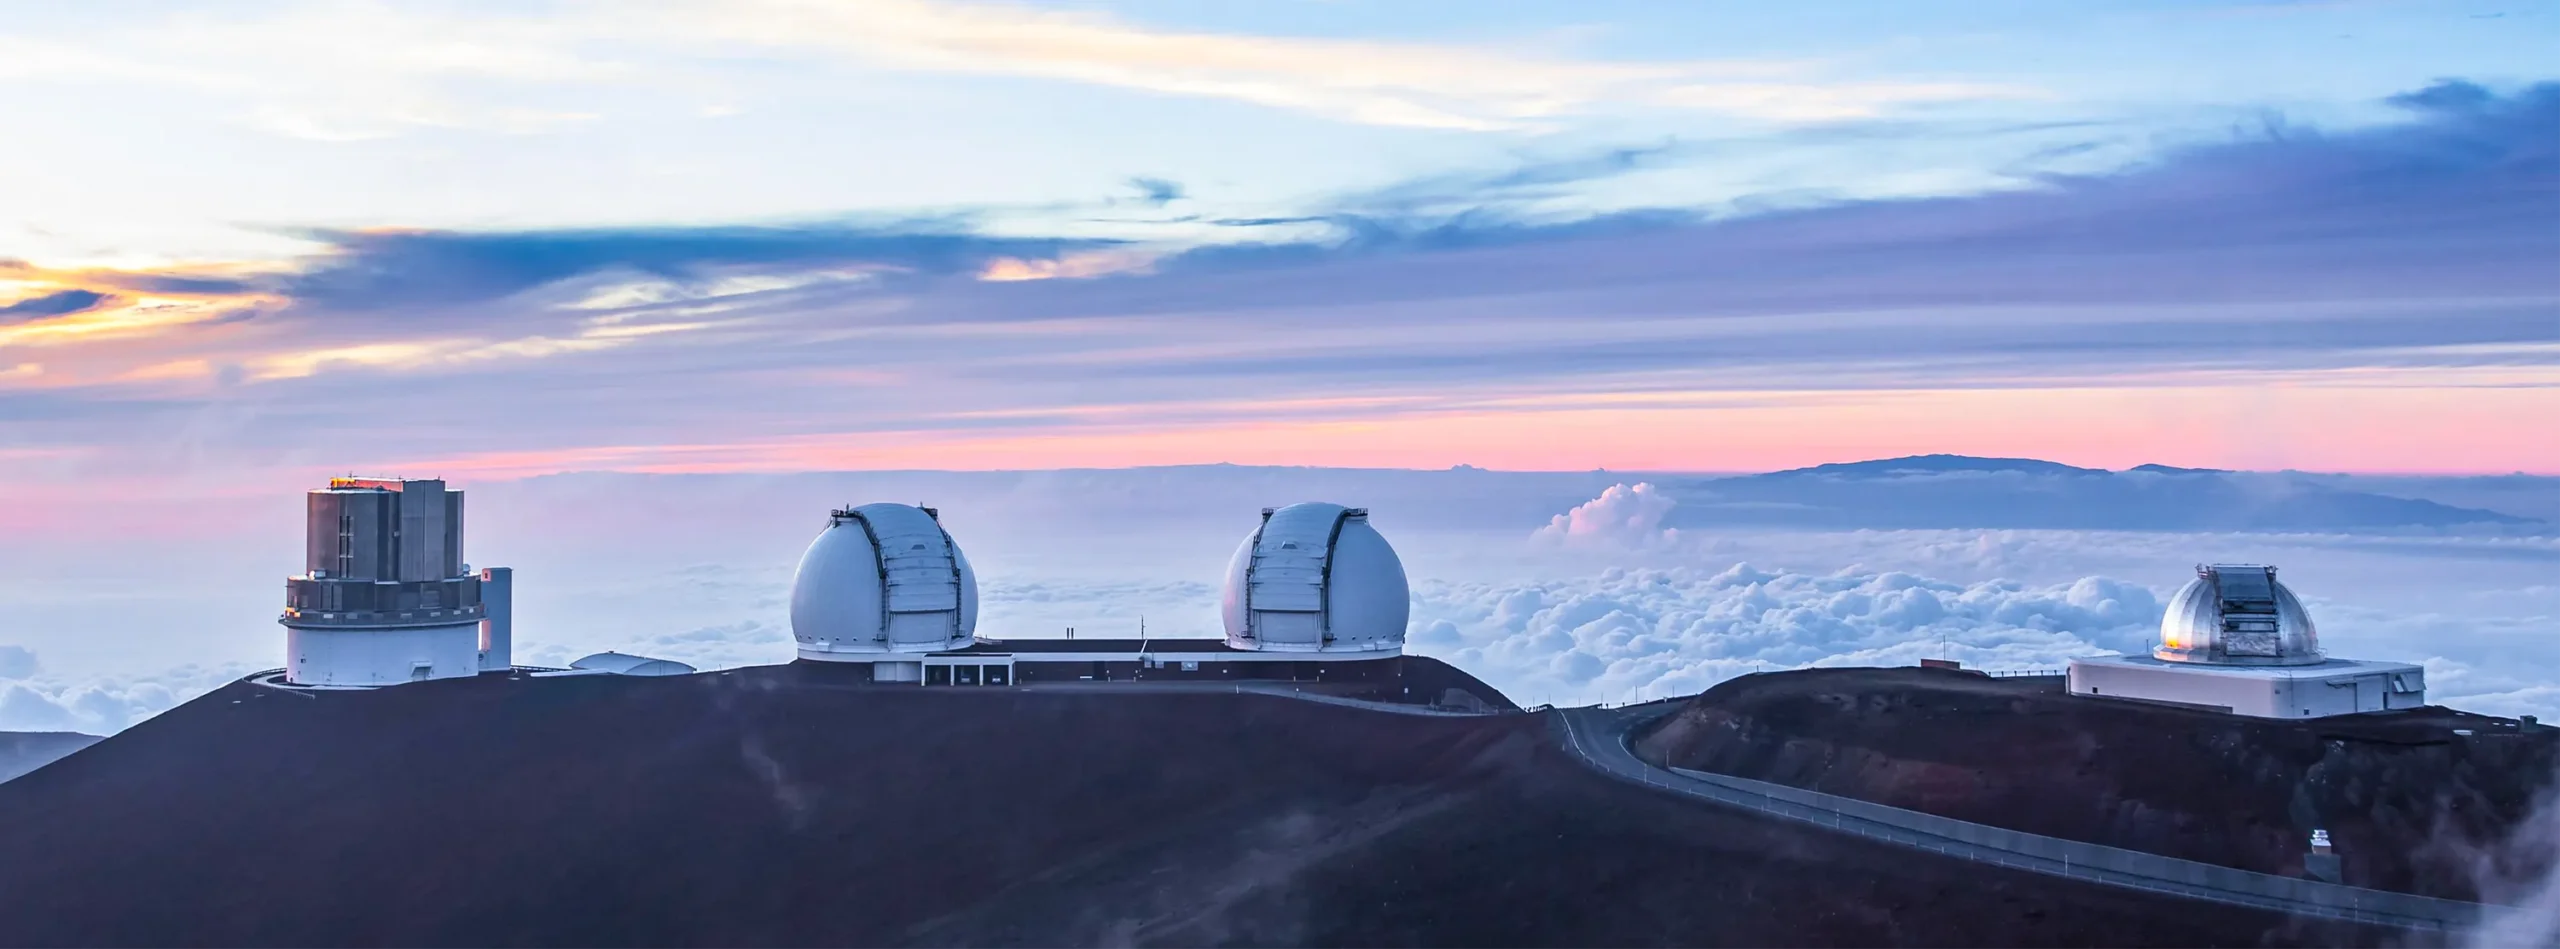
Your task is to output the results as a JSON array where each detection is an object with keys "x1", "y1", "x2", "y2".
[
  {"x1": 1634, "y1": 666, "x2": 2560, "y2": 902},
  {"x1": 0, "y1": 663, "x2": 2399, "y2": 947}
]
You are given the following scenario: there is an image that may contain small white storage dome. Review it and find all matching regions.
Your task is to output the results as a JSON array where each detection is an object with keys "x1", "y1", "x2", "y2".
[
  {"x1": 791, "y1": 503, "x2": 978, "y2": 659},
  {"x1": 1221, "y1": 502, "x2": 1409, "y2": 654},
  {"x1": 569, "y1": 651, "x2": 696, "y2": 676}
]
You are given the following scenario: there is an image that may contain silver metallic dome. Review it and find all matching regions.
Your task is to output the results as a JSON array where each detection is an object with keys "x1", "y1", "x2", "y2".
[{"x1": 2155, "y1": 563, "x2": 2323, "y2": 666}]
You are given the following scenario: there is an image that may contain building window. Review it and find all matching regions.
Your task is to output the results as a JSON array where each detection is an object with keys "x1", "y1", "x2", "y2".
[
  {"x1": 925, "y1": 665, "x2": 952, "y2": 686},
  {"x1": 955, "y1": 665, "x2": 981, "y2": 686}
]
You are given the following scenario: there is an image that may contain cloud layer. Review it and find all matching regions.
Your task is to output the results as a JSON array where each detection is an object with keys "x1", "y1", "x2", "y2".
[
  {"x1": 1409, "y1": 562, "x2": 2158, "y2": 707},
  {"x1": 0, "y1": 654, "x2": 256, "y2": 735}
]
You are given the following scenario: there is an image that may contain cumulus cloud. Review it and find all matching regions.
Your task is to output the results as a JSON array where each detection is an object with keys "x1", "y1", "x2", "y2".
[
  {"x1": 1407, "y1": 561, "x2": 2162, "y2": 707},
  {"x1": 1533, "y1": 482, "x2": 1680, "y2": 547},
  {"x1": 0, "y1": 663, "x2": 251, "y2": 734}
]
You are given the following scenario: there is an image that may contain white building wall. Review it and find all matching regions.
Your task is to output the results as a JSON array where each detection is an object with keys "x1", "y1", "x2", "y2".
[
  {"x1": 2069, "y1": 660, "x2": 2281, "y2": 716},
  {"x1": 287, "y1": 622, "x2": 483, "y2": 687},
  {"x1": 872, "y1": 660, "x2": 923, "y2": 682},
  {"x1": 2067, "y1": 656, "x2": 2424, "y2": 719}
]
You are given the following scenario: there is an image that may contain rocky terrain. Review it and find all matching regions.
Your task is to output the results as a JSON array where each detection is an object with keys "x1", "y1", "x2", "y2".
[
  {"x1": 1634, "y1": 666, "x2": 2560, "y2": 903},
  {"x1": 0, "y1": 659, "x2": 2394, "y2": 947}
]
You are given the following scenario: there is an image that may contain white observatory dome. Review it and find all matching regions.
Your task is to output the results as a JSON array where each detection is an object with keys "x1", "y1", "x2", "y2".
[
  {"x1": 790, "y1": 503, "x2": 978, "y2": 659},
  {"x1": 2155, "y1": 563, "x2": 2323, "y2": 666},
  {"x1": 1220, "y1": 502, "x2": 1409, "y2": 654}
]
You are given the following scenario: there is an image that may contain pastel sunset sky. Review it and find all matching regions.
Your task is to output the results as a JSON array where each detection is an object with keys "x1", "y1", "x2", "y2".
[{"x1": 3, "y1": 0, "x2": 2555, "y2": 513}]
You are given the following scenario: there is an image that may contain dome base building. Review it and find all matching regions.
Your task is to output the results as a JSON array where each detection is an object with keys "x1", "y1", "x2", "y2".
[
  {"x1": 2067, "y1": 564, "x2": 2423, "y2": 719},
  {"x1": 2065, "y1": 654, "x2": 2425, "y2": 719},
  {"x1": 804, "y1": 636, "x2": 1406, "y2": 691}
]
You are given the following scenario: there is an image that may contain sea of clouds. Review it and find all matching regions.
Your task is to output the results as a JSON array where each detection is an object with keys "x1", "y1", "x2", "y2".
[{"x1": 3, "y1": 471, "x2": 2555, "y2": 732}]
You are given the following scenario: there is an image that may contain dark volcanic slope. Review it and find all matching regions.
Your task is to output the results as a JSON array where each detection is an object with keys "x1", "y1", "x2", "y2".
[
  {"x1": 1636, "y1": 667, "x2": 2560, "y2": 902},
  {"x1": 0, "y1": 665, "x2": 2388, "y2": 948},
  {"x1": 0, "y1": 731, "x2": 99, "y2": 784}
]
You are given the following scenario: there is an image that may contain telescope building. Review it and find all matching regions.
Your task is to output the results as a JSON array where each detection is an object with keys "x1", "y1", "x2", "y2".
[
  {"x1": 278, "y1": 478, "x2": 512, "y2": 687},
  {"x1": 789, "y1": 501, "x2": 1412, "y2": 693},
  {"x1": 2067, "y1": 563, "x2": 2423, "y2": 719}
]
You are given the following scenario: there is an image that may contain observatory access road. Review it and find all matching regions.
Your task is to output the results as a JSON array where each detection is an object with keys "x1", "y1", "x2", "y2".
[
  {"x1": 1552, "y1": 704, "x2": 2493, "y2": 934},
  {"x1": 1017, "y1": 680, "x2": 1493, "y2": 716},
  {"x1": 703, "y1": 670, "x2": 1499, "y2": 717}
]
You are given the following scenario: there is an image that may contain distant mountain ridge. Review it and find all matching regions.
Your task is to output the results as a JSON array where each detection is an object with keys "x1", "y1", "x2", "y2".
[
  {"x1": 1764, "y1": 455, "x2": 2251, "y2": 480},
  {"x1": 1678, "y1": 455, "x2": 2536, "y2": 531},
  {"x1": 1763, "y1": 454, "x2": 2109, "y2": 479},
  {"x1": 1, "y1": 731, "x2": 100, "y2": 784}
]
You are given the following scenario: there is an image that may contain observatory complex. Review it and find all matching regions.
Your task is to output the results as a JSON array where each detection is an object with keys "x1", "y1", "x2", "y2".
[
  {"x1": 265, "y1": 479, "x2": 2428, "y2": 724},
  {"x1": 279, "y1": 478, "x2": 511, "y2": 687},
  {"x1": 2067, "y1": 564, "x2": 2424, "y2": 718},
  {"x1": 271, "y1": 482, "x2": 1431, "y2": 695},
  {"x1": 789, "y1": 501, "x2": 1412, "y2": 691}
]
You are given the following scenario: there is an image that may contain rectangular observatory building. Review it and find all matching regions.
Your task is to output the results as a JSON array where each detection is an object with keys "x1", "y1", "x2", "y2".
[{"x1": 2066, "y1": 655, "x2": 2425, "y2": 719}]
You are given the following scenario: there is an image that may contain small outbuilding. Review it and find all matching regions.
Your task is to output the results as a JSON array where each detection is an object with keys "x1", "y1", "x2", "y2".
[{"x1": 568, "y1": 652, "x2": 696, "y2": 677}]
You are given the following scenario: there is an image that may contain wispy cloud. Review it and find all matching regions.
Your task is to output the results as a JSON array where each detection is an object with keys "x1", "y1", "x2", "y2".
[
  {"x1": 682, "y1": 0, "x2": 2037, "y2": 130},
  {"x1": 274, "y1": 223, "x2": 1124, "y2": 311},
  {"x1": 1, "y1": 3, "x2": 624, "y2": 140},
  {"x1": 0, "y1": 289, "x2": 110, "y2": 322},
  {"x1": 1, "y1": 0, "x2": 2036, "y2": 139},
  {"x1": 2, "y1": 80, "x2": 2553, "y2": 482}
]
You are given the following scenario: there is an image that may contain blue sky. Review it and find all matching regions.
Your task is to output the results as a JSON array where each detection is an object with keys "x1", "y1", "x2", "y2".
[
  {"x1": 6, "y1": 0, "x2": 2547, "y2": 263},
  {"x1": 0, "y1": 0, "x2": 2554, "y2": 502}
]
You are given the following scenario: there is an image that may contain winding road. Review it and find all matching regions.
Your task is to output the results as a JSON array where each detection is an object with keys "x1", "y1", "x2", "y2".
[{"x1": 1551, "y1": 702, "x2": 2494, "y2": 934}]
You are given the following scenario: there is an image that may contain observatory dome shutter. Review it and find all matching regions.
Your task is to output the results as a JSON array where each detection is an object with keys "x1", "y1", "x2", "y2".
[
  {"x1": 1246, "y1": 504, "x2": 1352, "y2": 647},
  {"x1": 1248, "y1": 504, "x2": 1341, "y2": 615},
  {"x1": 860, "y1": 505, "x2": 962, "y2": 614},
  {"x1": 2155, "y1": 563, "x2": 2324, "y2": 666},
  {"x1": 2208, "y1": 565, "x2": 2283, "y2": 658}
]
